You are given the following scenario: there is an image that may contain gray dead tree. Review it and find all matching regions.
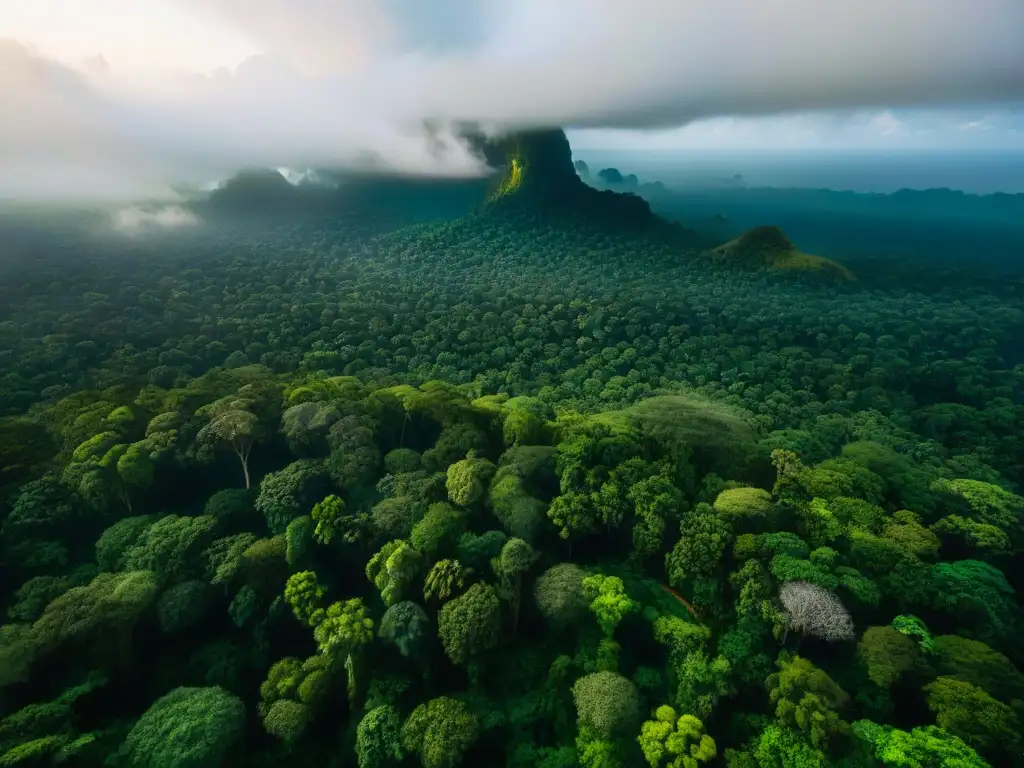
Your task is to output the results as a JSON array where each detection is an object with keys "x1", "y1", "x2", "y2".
[{"x1": 779, "y1": 580, "x2": 854, "y2": 644}]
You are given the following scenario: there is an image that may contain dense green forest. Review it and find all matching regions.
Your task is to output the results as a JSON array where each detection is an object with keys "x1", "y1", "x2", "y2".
[{"x1": 2, "y1": 130, "x2": 1024, "y2": 768}]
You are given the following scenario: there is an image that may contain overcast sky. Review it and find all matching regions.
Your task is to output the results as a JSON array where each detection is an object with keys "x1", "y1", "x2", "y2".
[{"x1": 3, "y1": 0, "x2": 1024, "y2": 198}]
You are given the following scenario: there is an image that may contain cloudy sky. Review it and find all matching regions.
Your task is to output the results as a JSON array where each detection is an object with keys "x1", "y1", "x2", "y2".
[{"x1": 3, "y1": 0, "x2": 1024, "y2": 198}]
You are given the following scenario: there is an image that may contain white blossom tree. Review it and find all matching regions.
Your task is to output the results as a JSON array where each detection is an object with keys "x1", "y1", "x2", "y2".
[{"x1": 779, "y1": 580, "x2": 854, "y2": 643}]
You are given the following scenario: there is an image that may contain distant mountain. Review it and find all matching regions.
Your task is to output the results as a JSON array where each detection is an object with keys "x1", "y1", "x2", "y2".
[
  {"x1": 201, "y1": 168, "x2": 322, "y2": 215},
  {"x1": 712, "y1": 225, "x2": 855, "y2": 281},
  {"x1": 646, "y1": 185, "x2": 1024, "y2": 225}
]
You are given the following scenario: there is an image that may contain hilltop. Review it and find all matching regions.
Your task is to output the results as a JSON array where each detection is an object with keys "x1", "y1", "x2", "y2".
[{"x1": 712, "y1": 225, "x2": 855, "y2": 281}]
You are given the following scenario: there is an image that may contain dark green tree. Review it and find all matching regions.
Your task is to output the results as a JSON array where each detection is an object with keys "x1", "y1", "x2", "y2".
[
  {"x1": 120, "y1": 687, "x2": 245, "y2": 768},
  {"x1": 357, "y1": 704, "x2": 405, "y2": 768},
  {"x1": 438, "y1": 582, "x2": 501, "y2": 665},
  {"x1": 401, "y1": 696, "x2": 479, "y2": 768}
]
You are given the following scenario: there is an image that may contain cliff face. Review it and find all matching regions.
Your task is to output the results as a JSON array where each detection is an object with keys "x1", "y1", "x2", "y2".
[
  {"x1": 483, "y1": 129, "x2": 583, "y2": 201},
  {"x1": 483, "y1": 128, "x2": 659, "y2": 230}
]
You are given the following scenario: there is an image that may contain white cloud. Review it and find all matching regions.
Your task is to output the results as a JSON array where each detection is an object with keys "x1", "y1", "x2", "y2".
[
  {"x1": 955, "y1": 118, "x2": 997, "y2": 132},
  {"x1": 1, "y1": 0, "x2": 1023, "y2": 198},
  {"x1": 864, "y1": 111, "x2": 904, "y2": 137},
  {"x1": 111, "y1": 205, "x2": 201, "y2": 233}
]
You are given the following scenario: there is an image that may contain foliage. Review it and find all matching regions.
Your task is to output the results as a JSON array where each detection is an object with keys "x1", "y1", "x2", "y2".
[
  {"x1": 379, "y1": 601, "x2": 432, "y2": 659},
  {"x1": 255, "y1": 459, "x2": 328, "y2": 535},
  {"x1": 285, "y1": 514, "x2": 312, "y2": 566},
  {"x1": 674, "y1": 650, "x2": 732, "y2": 719},
  {"x1": 122, "y1": 514, "x2": 218, "y2": 587},
  {"x1": 582, "y1": 574, "x2": 639, "y2": 637},
  {"x1": 852, "y1": 720, "x2": 990, "y2": 768},
  {"x1": 157, "y1": 580, "x2": 210, "y2": 633},
  {"x1": 313, "y1": 599, "x2": 374, "y2": 658},
  {"x1": 638, "y1": 706, "x2": 717, "y2": 768},
  {"x1": 95, "y1": 514, "x2": 157, "y2": 572},
  {"x1": 261, "y1": 699, "x2": 311, "y2": 743},
  {"x1": 713, "y1": 487, "x2": 773, "y2": 530},
  {"x1": 492, "y1": 538, "x2": 537, "y2": 629},
  {"x1": 367, "y1": 540, "x2": 423, "y2": 606},
  {"x1": 924, "y1": 676, "x2": 1021, "y2": 755},
  {"x1": 284, "y1": 570, "x2": 326, "y2": 627},
  {"x1": 438, "y1": 582, "x2": 502, "y2": 665},
  {"x1": 120, "y1": 686, "x2": 245, "y2": 768},
  {"x1": 424, "y1": 559, "x2": 470, "y2": 605},
  {"x1": 890, "y1": 614, "x2": 933, "y2": 652},
  {"x1": 310, "y1": 494, "x2": 347, "y2": 545},
  {"x1": 766, "y1": 655, "x2": 850, "y2": 748},
  {"x1": 203, "y1": 487, "x2": 256, "y2": 532},
  {"x1": 572, "y1": 671, "x2": 642, "y2": 738},
  {"x1": 411, "y1": 503, "x2": 466, "y2": 562},
  {"x1": 357, "y1": 705, "x2": 405, "y2": 768},
  {"x1": 534, "y1": 563, "x2": 590, "y2": 629},
  {"x1": 857, "y1": 626, "x2": 920, "y2": 689},
  {"x1": 446, "y1": 454, "x2": 497, "y2": 507},
  {"x1": 929, "y1": 634, "x2": 1024, "y2": 702},
  {"x1": 401, "y1": 697, "x2": 479, "y2": 768},
  {"x1": 196, "y1": 400, "x2": 264, "y2": 490},
  {"x1": 666, "y1": 508, "x2": 732, "y2": 587},
  {"x1": 32, "y1": 570, "x2": 158, "y2": 655}
]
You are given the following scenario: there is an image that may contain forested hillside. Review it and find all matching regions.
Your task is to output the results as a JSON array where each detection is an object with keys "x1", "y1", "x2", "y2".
[{"x1": 1, "y1": 131, "x2": 1024, "y2": 768}]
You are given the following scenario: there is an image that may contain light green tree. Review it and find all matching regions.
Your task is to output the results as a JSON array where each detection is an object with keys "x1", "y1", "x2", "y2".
[
  {"x1": 314, "y1": 598, "x2": 375, "y2": 708},
  {"x1": 284, "y1": 571, "x2": 326, "y2": 628},
  {"x1": 311, "y1": 494, "x2": 344, "y2": 545},
  {"x1": 424, "y1": 559, "x2": 470, "y2": 609},
  {"x1": 367, "y1": 540, "x2": 422, "y2": 606},
  {"x1": 582, "y1": 574, "x2": 639, "y2": 637},
  {"x1": 638, "y1": 706, "x2": 716, "y2": 768}
]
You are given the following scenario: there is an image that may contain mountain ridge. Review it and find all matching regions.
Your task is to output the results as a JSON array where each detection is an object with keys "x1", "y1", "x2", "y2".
[{"x1": 199, "y1": 128, "x2": 667, "y2": 234}]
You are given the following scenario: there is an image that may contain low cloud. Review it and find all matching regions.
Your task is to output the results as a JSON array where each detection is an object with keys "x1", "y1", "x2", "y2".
[
  {"x1": 570, "y1": 108, "x2": 1024, "y2": 152},
  {"x1": 111, "y1": 205, "x2": 201, "y2": 233},
  {"x1": 2, "y1": 0, "x2": 1023, "y2": 198}
]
